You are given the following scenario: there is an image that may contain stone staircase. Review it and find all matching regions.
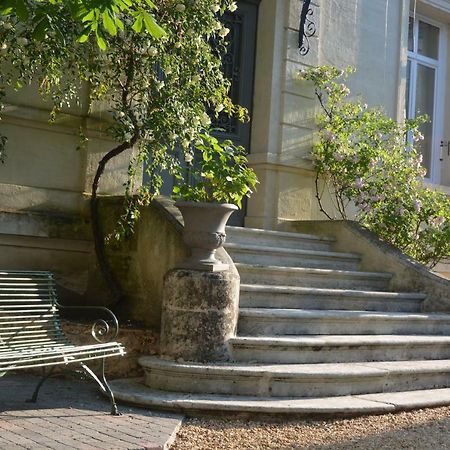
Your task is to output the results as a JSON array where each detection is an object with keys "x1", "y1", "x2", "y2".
[{"x1": 112, "y1": 226, "x2": 450, "y2": 416}]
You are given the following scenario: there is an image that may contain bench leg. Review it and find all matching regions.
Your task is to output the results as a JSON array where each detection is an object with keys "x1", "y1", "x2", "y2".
[
  {"x1": 80, "y1": 360, "x2": 121, "y2": 416},
  {"x1": 27, "y1": 366, "x2": 57, "y2": 403}
]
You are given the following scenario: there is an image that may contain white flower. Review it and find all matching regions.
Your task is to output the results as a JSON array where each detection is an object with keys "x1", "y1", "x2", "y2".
[
  {"x1": 17, "y1": 37, "x2": 28, "y2": 46},
  {"x1": 200, "y1": 112, "x2": 211, "y2": 127},
  {"x1": 216, "y1": 104, "x2": 224, "y2": 113},
  {"x1": 185, "y1": 153, "x2": 194, "y2": 164},
  {"x1": 155, "y1": 80, "x2": 165, "y2": 90},
  {"x1": 414, "y1": 132, "x2": 424, "y2": 142},
  {"x1": 147, "y1": 46, "x2": 158, "y2": 57},
  {"x1": 175, "y1": 3, "x2": 186, "y2": 12},
  {"x1": 228, "y1": 2, "x2": 238, "y2": 12},
  {"x1": 211, "y1": 4, "x2": 220, "y2": 13},
  {"x1": 332, "y1": 152, "x2": 344, "y2": 161},
  {"x1": 414, "y1": 199, "x2": 422, "y2": 212}
]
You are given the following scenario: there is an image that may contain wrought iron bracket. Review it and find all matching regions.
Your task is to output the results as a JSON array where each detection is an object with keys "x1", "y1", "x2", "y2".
[{"x1": 298, "y1": 0, "x2": 316, "y2": 56}]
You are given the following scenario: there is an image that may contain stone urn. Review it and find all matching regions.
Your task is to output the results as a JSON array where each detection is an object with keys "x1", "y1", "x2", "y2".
[{"x1": 175, "y1": 201, "x2": 238, "y2": 272}]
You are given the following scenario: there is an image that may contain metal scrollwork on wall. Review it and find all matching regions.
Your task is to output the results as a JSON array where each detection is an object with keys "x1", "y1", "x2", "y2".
[{"x1": 298, "y1": 0, "x2": 316, "y2": 56}]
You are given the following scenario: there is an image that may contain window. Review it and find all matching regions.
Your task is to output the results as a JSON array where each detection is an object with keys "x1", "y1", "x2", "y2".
[{"x1": 406, "y1": 14, "x2": 443, "y2": 183}]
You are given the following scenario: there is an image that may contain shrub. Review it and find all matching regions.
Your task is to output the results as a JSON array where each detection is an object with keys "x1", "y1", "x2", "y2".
[{"x1": 302, "y1": 66, "x2": 450, "y2": 267}]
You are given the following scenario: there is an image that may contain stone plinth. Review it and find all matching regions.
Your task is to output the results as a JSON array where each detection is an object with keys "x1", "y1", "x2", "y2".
[{"x1": 160, "y1": 269, "x2": 240, "y2": 362}]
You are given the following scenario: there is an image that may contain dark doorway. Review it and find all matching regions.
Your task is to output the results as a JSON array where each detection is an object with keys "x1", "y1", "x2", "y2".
[
  {"x1": 148, "y1": 0, "x2": 259, "y2": 227},
  {"x1": 214, "y1": 0, "x2": 259, "y2": 226}
]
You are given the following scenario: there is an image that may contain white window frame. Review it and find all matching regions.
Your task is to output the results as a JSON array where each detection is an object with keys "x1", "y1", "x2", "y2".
[{"x1": 407, "y1": 13, "x2": 447, "y2": 184}]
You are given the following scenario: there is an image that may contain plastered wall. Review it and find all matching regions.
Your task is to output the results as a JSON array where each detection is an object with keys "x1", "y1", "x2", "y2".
[{"x1": 0, "y1": 85, "x2": 136, "y2": 216}]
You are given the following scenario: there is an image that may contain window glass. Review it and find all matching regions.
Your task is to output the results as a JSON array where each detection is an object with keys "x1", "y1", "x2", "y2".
[
  {"x1": 406, "y1": 60, "x2": 411, "y2": 118},
  {"x1": 418, "y1": 20, "x2": 439, "y2": 59},
  {"x1": 408, "y1": 16, "x2": 414, "y2": 52},
  {"x1": 415, "y1": 64, "x2": 435, "y2": 176}
]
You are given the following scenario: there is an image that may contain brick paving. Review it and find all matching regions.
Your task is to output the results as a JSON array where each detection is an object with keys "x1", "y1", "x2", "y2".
[{"x1": 0, "y1": 374, "x2": 183, "y2": 450}]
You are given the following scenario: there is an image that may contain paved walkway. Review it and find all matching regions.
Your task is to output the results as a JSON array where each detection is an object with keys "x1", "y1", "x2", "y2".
[{"x1": 0, "y1": 374, "x2": 183, "y2": 450}]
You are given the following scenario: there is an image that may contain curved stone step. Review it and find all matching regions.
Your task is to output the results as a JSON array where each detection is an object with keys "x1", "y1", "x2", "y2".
[
  {"x1": 235, "y1": 264, "x2": 392, "y2": 290},
  {"x1": 238, "y1": 308, "x2": 450, "y2": 336},
  {"x1": 137, "y1": 356, "x2": 450, "y2": 398},
  {"x1": 225, "y1": 243, "x2": 360, "y2": 270},
  {"x1": 240, "y1": 284, "x2": 425, "y2": 312},
  {"x1": 230, "y1": 335, "x2": 450, "y2": 364},
  {"x1": 226, "y1": 226, "x2": 335, "y2": 251},
  {"x1": 112, "y1": 378, "x2": 450, "y2": 417}
]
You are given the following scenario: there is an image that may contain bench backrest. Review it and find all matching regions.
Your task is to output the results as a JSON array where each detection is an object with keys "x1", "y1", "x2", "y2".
[{"x1": 0, "y1": 271, "x2": 67, "y2": 350}]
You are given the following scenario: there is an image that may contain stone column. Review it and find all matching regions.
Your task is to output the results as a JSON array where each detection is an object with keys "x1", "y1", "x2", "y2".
[{"x1": 159, "y1": 269, "x2": 240, "y2": 362}]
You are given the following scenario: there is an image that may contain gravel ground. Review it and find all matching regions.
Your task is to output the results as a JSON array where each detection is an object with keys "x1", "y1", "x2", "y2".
[{"x1": 172, "y1": 406, "x2": 450, "y2": 449}]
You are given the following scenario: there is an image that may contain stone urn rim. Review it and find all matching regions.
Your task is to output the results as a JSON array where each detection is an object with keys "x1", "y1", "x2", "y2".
[{"x1": 174, "y1": 200, "x2": 239, "y2": 211}]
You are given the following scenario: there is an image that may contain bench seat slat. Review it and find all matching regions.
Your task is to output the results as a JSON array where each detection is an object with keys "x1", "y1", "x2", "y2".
[
  {"x1": 0, "y1": 339, "x2": 69, "y2": 350},
  {"x1": 0, "y1": 342, "x2": 124, "y2": 360},
  {"x1": 1, "y1": 332, "x2": 65, "y2": 340},
  {"x1": 0, "y1": 351, "x2": 125, "y2": 371},
  {"x1": 0, "y1": 316, "x2": 54, "y2": 321}
]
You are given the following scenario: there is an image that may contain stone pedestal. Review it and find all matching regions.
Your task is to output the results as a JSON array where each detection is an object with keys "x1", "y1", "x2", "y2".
[{"x1": 160, "y1": 269, "x2": 240, "y2": 362}]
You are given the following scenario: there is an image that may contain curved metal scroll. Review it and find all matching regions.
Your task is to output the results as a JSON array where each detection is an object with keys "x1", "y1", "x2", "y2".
[
  {"x1": 57, "y1": 304, "x2": 120, "y2": 342},
  {"x1": 299, "y1": 0, "x2": 316, "y2": 56}
]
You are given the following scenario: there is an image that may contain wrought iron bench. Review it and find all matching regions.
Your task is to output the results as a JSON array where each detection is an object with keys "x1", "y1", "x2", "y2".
[{"x1": 0, "y1": 270, "x2": 125, "y2": 415}]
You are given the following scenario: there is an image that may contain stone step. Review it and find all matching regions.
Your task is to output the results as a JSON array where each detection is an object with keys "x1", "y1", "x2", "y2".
[
  {"x1": 238, "y1": 308, "x2": 450, "y2": 336},
  {"x1": 137, "y1": 356, "x2": 450, "y2": 398},
  {"x1": 111, "y1": 379, "x2": 450, "y2": 417},
  {"x1": 236, "y1": 264, "x2": 392, "y2": 291},
  {"x1": 239, "y1": 284, "x2": 425, "y2": 312},
  {"x1": 226, "y1": 226, "x2": 334, "y2": 252},
  {"x1": 224, "y1": 243, "x2": 360, "y2": 270},
  {"x1": 230, "y1": 335, "x2": 450, "y2": 364}
]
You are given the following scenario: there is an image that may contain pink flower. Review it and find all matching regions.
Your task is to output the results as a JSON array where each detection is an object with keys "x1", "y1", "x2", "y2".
[{"x1": 353, "y1": 178, "x2": 364, "y2": 189}]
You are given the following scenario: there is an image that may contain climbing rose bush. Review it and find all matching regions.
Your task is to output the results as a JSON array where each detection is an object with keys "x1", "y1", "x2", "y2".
[{"x1": 301, "y1": 66, "x2": 450, "y2": 267}]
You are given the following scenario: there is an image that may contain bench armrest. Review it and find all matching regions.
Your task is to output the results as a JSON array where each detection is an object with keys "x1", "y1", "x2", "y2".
[{"x1": 57, "y1": 303, "x2": 120, "y2": 343}]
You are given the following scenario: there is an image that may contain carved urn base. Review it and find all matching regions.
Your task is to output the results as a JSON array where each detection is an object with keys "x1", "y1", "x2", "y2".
[{"x1": 175, "y1": 201, "x2": 238, "y2": 272}]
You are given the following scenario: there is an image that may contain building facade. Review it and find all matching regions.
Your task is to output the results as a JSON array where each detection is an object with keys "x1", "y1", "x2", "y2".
[{"x1": 245, "y1": 0, "x2": 450, "y2": 229}]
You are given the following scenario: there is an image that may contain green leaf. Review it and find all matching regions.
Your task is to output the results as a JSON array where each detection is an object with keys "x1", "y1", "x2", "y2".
[
  {"x1": 81, "y1": 10, "x2": 95, "y2": 23},
  {"x1": 142, "y1": 11, "x2": 166, "y2": 38},
  {"x1": 32, "y1": 17, "x2": 50, "y2": 41},
  {"x1": 95, "y1": 31, "x2": 107, "y2": 50},
  {"x1": 115, "y1": 16, "x2": 124, "y2": 31},
  {"x1": 77, "y1": 28, "x2": 91, "y2": 43},
  {"x1": 102, "y1": 10, "x2": 117, "y2": 36},
  {"x1": 15, "y1": 0, "x2": 29, "y2": 21},
  {"x1": 144, "y1": 0, "x2": 157, "y2": 9},
  {"x1": 131, "y1": 15, "x2": 143, "y2": 33}
]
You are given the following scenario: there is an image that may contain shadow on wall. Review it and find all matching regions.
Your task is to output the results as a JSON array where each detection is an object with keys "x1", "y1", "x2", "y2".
[{"x1": 96, "y1": 196, "x2": 189, "y2": 329}]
